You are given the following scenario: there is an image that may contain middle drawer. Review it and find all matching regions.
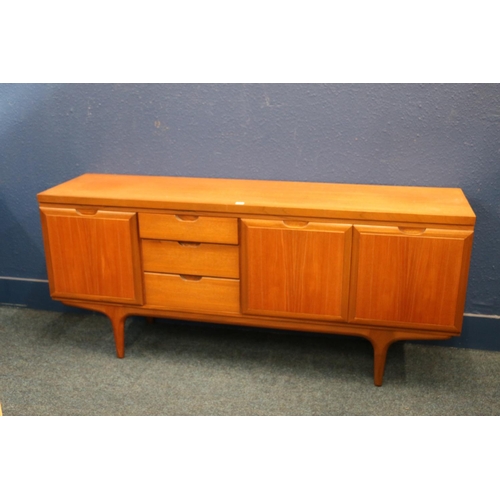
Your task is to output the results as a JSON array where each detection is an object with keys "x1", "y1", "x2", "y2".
[{"x1": 142, "y1": 239, "x2": 240, "y2": 278}]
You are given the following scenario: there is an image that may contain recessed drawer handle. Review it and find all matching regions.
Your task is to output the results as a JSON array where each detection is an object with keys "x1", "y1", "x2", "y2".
[
  {"x1": 76, "y1": 209, "x2": 98, "y2": 216},
  {"x1": 283, "y1": 220, "x2": 309, "y2": 228},
  {"x1": 398, "y1": 227, "x2": 426, "y2": 235},
  {"x1": 175, "y1": 215, "x2": 199, "y2": 222},
  {"x1": 178, "y1": 241, "x2": 201, "y2": 247},
  {"x1": 179, "y1": 274, "x2": 202, "y2": 281}
]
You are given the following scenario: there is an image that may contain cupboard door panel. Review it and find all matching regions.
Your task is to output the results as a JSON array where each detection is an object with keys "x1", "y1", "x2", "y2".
[
  {"x1": 40, "y1": 208, "x2": 143, "y2": 304},
  {"x1": 350, "y1": 226, "x2": 474, "y2": 331},
  {"x1": 241, "y1": 219, "x2": 352, "y2": 321}
]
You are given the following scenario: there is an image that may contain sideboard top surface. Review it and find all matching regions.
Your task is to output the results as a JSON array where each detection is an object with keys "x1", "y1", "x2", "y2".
[{"x1": 37, "y1": 173, "x2": 476, "y2": 225}]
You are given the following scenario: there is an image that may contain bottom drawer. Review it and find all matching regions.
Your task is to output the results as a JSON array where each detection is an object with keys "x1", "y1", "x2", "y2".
[{"x1": 144, "y1": 272, "x2": 240, "y2": 314}]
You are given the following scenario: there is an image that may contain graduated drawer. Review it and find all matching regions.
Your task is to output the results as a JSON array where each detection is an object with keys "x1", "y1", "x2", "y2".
[
  {"x1": 142, "y1": 240, "x2": 240, "y2": 278},
  {"x1": 139, "y1": 213, "x2": 238, "y2": 244},
  {"x1": 144, "y1": 272, "x2": 240, "y2": 314}
]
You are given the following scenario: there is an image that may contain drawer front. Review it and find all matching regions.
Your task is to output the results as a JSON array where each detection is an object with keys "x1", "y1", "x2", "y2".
[
  {"x1": 144, "y1": 272, "x2": 240, "y2": 313},
  {"x1": 142, "y1": 240, "x2": 239, "y2": 278},
  {"x1": 139, "y1": 213, "x2": 238, "y2": 244}
]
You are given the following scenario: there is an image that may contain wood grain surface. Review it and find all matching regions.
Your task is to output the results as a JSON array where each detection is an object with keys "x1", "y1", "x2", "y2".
[
  {"x1": 141, "y1": 239, "x2": 239, "y2": 278},
  {"x1": 40, "y1": 208, "x2": 143, "y2": 304},
  {"x1": 241, "y1": 219, "x2": 352, "y2": 320},
  {"x1": 349, "y1": 225, "x2": 474, "y2": 331},
  {"x1": 144, "y1": 272, "x2": 240, "y2": 313},
  {"x1": 38, "y1": 173, "x2": 476, "y2": 225}
]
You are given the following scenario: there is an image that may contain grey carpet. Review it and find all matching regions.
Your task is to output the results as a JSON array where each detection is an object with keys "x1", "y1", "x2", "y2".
[{"x1": 1, "y1": 305, "x2": 499, "y2": 415}]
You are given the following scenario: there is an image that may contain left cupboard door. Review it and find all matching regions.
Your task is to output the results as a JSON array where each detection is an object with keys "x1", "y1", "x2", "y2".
[{"x1": 40, "y1": 207, "x2": 143, "y2": 305}]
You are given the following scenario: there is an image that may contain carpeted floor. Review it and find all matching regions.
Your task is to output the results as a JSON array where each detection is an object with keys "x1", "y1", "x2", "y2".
[{"x1": 1, "y1": 305, "x2": 499, "y2": 415}]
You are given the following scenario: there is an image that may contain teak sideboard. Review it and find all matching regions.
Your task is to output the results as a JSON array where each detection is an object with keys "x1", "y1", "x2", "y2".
[{"x1": 37, "y1": 174, "x2": 476, "y2": 385}]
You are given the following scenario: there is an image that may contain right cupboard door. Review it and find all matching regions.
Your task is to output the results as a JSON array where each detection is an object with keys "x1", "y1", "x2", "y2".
[{"x1": 350, "y1": 225, "x2": 474, "y2": 332}]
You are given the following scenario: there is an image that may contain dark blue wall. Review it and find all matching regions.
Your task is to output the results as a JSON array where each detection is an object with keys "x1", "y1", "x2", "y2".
[{"x1": 1, "y1": 84, "x2": 499, "y2": 341}]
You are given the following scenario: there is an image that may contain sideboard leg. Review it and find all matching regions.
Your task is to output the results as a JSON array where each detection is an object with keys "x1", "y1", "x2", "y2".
[
  {"x1": 369, "y1": 331, "x2": 395, "y2": 387},
  {"x1": 373, "y1": 344, "x2": 389, "y2": 387},
  {"x1": 111, "y1": 311, "x2": 126, "y2": 358},
  {"x1": 146, "y1": 317, "x2": 155, "y2": 324},
  {"x1": 102, "y1": 306, "x2": 127, "y2": 358},
  {"x1": 367, "y1": 330, "x2": 453, "y2": 386},
  {"x1": 61, "y1": 300, "x2": 129, "y2": 358}
]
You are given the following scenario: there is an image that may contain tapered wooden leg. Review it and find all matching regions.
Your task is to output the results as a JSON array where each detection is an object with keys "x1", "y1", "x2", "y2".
[
  {"x1": 372, "y1": 341, "x2": 390, "y2": 386},
  {"x1": 367, "y1": 329, "x2": 454, "y2": 386},
  {"x1": 369, "y1": 331, "x2": 395, "y2": 387},
  {"x1": 108, "y1": 309, "x2": 126, "y2": 358},
  {"x1": 61, "y1": 300, "x2": 129, "y2": 357},
  {"x1": 146, "y1": 317, "x2": 155, "y2": 325}
]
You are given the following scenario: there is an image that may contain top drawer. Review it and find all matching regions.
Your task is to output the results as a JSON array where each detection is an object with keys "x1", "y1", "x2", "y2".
[{"x1": 139, "y1": 213, "x2": 238, "y2": 244}]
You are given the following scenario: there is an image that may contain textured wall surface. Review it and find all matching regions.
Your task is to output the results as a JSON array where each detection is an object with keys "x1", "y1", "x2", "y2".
[{"x1": 1, "y1": 83, "x2": 499, "y2": 314}]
